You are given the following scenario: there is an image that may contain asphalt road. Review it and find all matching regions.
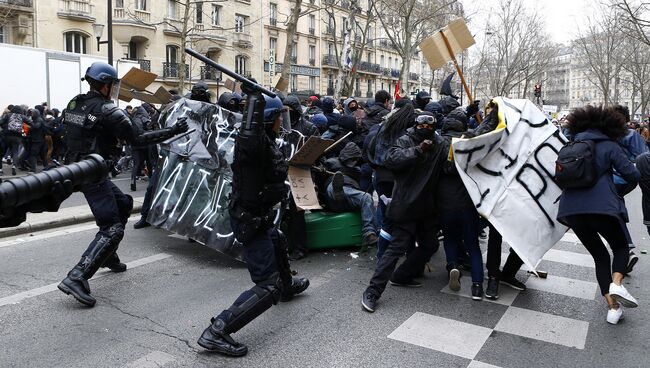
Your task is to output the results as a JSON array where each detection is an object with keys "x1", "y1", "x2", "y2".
[{"x1": 0, "y1": 190, "x2": 649, "y2": 368}]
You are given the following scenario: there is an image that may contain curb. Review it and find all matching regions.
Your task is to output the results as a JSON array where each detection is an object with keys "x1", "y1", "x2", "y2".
[{"x1": 0, "y1": 204, "x2": 143, "y2": 238}]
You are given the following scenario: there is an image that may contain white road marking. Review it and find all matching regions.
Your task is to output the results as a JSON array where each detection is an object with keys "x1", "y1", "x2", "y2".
[
  {"x1": 467, "y1": 361, "x2": 502, "y2": 368},
  {"x1": 124, "y1": 351, "x2": 175, "y2": 368},
  {"x1": 440, "y1": 275, "x2": 520, "y2": 306},
  {"x1": 542, "y1": 249, "x2": 595, "y2": 268},
  {"x1": 0, "y1": 223, "x2": 98, "y2": 248},
  {"x1": 494, "y1": 306, "x2": 589, "y2": 349},
  {"x1": 525, "y1": 274, "x2": 598, "y2": 300},
  {"x1": 0, "y1": 253, "x2": 171, "y2": 307},
  {"x1": 388, "y1": 312, "x2": 493, "y2": 360}
]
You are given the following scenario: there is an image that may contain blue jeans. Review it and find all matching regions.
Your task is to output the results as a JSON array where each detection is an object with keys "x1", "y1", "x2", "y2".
[
  {"x1": 440, "y1": 208, "x2": 484, "y2": 283},
  {"x1": 326, "y1": 183, "x2": 376, "y2": 236}
]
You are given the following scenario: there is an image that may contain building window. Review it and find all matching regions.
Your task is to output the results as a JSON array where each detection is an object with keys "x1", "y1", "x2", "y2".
[
  {"x1": 388, "y1": 57, "x2": 392, "y2": 68},
  {"x1": 0, "y1": 26, "x2": 5, "y2": 43},
  {"x1": 290, "y1": 74, "x2": 298, "y2": 92},
  {"x1": 235, "y1": 14, "x2": 247, "y2": 33},
  {"x1": 367, "y1": 51, "x2": 371, "y2": 63},
  {"x1": 270, "y1": 3, "x2": 277, "y2": 25},
  {"x1": 269, "y1": 37, "x2": 277, "y2": 54},
  {"x1": 309, "y1": 45, "x2": 315, "y2": 62},
  {"x1": 380, "y1": 55, "x2": 384, "y2": 67},
  {"x1": 328, "y1": 42, "x2": 334, "y2": 55},
  {"x1": 64, "y1": 32, "x2": 87, "y2": 54},
  {"x1": 235, "y1": 55, "x2": 248, "y2": 74},
  {"x1": 196, "y1": 2, "x2": 203, "y2": 24},
  {"x1": 135, "y1": 0, "x2": 147, "y2": 11},
  {"x1": 166, "y1": 45, "x2": 179, "y2": 63},
  {"x1": 291, "y1": 42, "x2": 297, "y2": 58},
  {"x1": 167, "y1": 0, "x2": 176, "y2": 18},
  {"x1": 211, "y1": 4, "x2": 221, "y2": 26},
  {"x1": 309, "y1": 14, "x2": 315, "y2": 32},
  {"x1": 115, "y1": 0, "x2": 124, "y2": 8},
  {"x1": 309, "y1": 76, "x2": 316, "y2": 92}
]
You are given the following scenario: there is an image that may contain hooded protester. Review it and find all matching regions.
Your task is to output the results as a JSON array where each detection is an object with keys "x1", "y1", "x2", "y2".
[
  {"x1": 424, "y1": 101, "x2": 444, "y2": 130},
  {"x1": 305, "y1": 95, "x2": 323, "y2": 117},
  {"x1": 438, "y1": 95, "x2": 460, "y2": 115},
  {"x1": 363, "y1": 90, "x2": 391, "y2": 131},
  {"x1": 217, "y1": 92, "x2": 240, "y2": 113},
  {"x1": 324, "y1": 142, "x2": 377, "y2": 247},
  {"x1": 322, "y1": 96, "x2": 341, "y2": 128},
  {"x1": 343, "y1": 98, "x2": 359, "y2": 116},
  {"x1": 415, "y1": 91, "x2": 432, "y2": 110},
  {"x1": 1, "y1": 105, "x2": 29, "y2": 175},
  {"x1": 28, "y1": 108, "x2": 47, "y2": 173},
  {"x1": 189, "y1": 81, "x2": 212, "y2": 103},
  {"x1": 361, "y1": 111, "x2": 445, "y2": 313},
  {"x1": 311, "y1": 113, "x2": 328, "y2": 134}
]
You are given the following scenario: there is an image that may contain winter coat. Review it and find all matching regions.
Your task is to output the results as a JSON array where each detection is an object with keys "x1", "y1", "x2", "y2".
[
  {"x1": 614, "y1": 129, "x2": 648, "y2": 186},
  {"x1": 384, "y1": 127, "x2": 446, "y2": 221},
  {"x1": 322, "y1": 97, "x2": 341, "y2": 127},
  {"x1": 343, "y1": 98, "x2": 358, "y2": 116},
  {"x1": 130, "y1": 106, "x2": 151, "y2": 137},
  {"x1": 438, "y1": 96, "x2": 460, "y2": 115},
  {"x1": 557, "y1": 129, "x2": 640, "y2": 224},
  {"x1": 435, "y1": 118, "x2": 474, "y2": 211},
  {"x1": 636, "y1": 151, "x2": 650, "y2": 227},
  {"x1": 321, "y1": 115, "x2": 359, "y2": 156},
  {"x1": 28, "y1": 112, "x2": 46, "y2": 143},
  {"x1": 363, "y1": 104, "x2": 390, "y2": 131},
  {"x1": 324, "y1": 142, "x2": 362, "y2": 189}
]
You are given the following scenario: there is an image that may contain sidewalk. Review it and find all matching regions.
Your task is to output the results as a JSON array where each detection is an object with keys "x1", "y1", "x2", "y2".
[{"x1": 0, "y1": 196, "x2": 145, "y2": 237}]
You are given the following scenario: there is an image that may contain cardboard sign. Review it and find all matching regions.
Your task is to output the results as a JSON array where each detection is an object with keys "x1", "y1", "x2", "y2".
[
  {"x1": 421, "y1": 18, "x2": 476, "y2": 71},
  {"x1": 224, "y1": 78, "x2": 242, "y2": 93},
  {"x1": 275, "y1": 76, "x2": 289, "y2": 92},
  {"x1": 287, "y1": 136, "x2": 334, "y2": 210},
  {"x1": 118, "y1": 67, "x2": 172, "y2": 104}
]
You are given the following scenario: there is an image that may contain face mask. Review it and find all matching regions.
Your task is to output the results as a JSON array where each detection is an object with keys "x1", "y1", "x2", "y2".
[
  {"x1": 290, "y1": 110, "x2": 302, "y2": 123},
  {"x1": 349, "y1": 105, "x2": 358, "y2": 112},
  {"x1": 414, "y1": 126, "x2": 434, "y2": 140}
]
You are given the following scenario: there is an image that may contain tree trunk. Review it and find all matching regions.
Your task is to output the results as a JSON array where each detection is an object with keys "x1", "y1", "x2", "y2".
[
  {"x1": 334, "y1": 14, "x2": 355, "y2": 101},
  {"x1": 280, "y1": 0, "x2": 302, "y2": 92},
  {"x1": 178, "y1": 0, "x2": 191, "y2": 94}
]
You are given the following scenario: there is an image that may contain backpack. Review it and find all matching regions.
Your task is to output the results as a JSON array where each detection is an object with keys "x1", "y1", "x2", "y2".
[
  {"x1": 367, "y1": 126, "x2": 391, "y2": 167},
  {"x1": 554, "y1": 140, "x2": 599, "y2": 189},
  {"x1": 7, "y1": 113, "x2": 24, "y2": 134}
]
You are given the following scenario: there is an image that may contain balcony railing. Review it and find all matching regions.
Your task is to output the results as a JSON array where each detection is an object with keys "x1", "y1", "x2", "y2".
[
  {"x1": 201, "y1": 65, "x2": 221, "y2": 81},
  {"x1": 114, "y1": 8, "x2": 150, "y2": 23},
  {"x1": 59, "y1": 0, "x2": 90, "y2": 15},
  {"x1": 126, "y1": 58, "x2": 151, "y2": 72},
  {"x1": 354, "y1": 89, "x2": 361, "y2": 97},
  {"x1": 270, "y1": 17, "x2": 277, "y2": 26},
  {"x1": 379, "y1": 39, "x2": 388, "y2": 47},
  {"x1": 322, "y1": 54, "x2": 337, "y2": 67},
  {"x1": 341, "y1": 0, "x2": 349, "y2": 8},
  {"x1": 323, "y1": 26, "x2": 334, "y2": 35},
  {"x1": 233, "y1": 32, "x2": 252, "y2": 47},
  {"x1": 308, "y1": 27, "x2": 315, "y2": 35},
  {"x1": 0, "y1": 0, "x2": 33, "y2": 7},
  {"x1": 390, "y1": 69, "x2": 400, "y2": 78},
  {"x1": 290, "y1": 55, "x2": 297, "y2": 63},
  {"x1": 358, "y1": 61, "x2": 381, "y2": 74},
  {"x1": 242, "y1": 71, "x2": 252, "y2": 79},
  {"x1": 381, "y1": 68, "x2": 390, "y2": 77},
  {"x1": 162, "y1": 62, "x2": 189, "y2": 78},
  {"x1": 409, "y1": 72, "x2": 419, "y2": 81},
  {"x1": 309, "y1": 58, "x2": 315, "y2": 66},
  {"x1": 366, "y1": 91, "x2": 373, "y2": 98}
]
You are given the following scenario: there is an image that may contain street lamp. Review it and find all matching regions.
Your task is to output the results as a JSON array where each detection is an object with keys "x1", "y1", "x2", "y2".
[{"x1": 91, "y1": 0, "x2": 114, "y2": 65}]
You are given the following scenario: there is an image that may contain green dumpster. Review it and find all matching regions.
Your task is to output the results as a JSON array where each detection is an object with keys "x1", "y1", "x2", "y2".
[{"x1": 305, "y1": 212, "x2": 362, "y2": 250}]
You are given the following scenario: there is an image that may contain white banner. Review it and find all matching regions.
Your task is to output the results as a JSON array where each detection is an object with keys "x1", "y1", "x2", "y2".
[{"x1": 452, "y1": 97, "x2": 569, "y2": 270}]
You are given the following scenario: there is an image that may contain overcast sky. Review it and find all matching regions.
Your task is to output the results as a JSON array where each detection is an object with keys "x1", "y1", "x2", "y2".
[{"x1": 463, "y1": 0, "x2": 594, "y2": 45}]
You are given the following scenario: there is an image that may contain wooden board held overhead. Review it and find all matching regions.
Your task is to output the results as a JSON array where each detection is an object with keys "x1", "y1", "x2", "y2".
[
  {"x1": 287, "y1": 136, "x2": 334, "y2": 210},
  {"x1": 420, "y1": 18, "x2": 476, "y2": 71}
]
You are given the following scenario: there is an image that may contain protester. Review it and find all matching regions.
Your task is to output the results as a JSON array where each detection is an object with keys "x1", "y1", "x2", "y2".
[{"x1": 557, "y1": 105, "x2": 640, "y2": 325}]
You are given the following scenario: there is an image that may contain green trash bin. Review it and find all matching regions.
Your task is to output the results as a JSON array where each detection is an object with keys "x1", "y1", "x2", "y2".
[{"x1": 305, "y1": 211, "x2": 362, "y2": 250}]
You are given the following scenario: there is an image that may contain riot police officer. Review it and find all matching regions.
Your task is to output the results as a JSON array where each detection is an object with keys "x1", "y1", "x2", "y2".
[
  {"x1": 197, "y1": 94, "x2": 309, "y2": 357},
  {"x1": 57, "y1": 62, "x2": 188, "y2": 307}
]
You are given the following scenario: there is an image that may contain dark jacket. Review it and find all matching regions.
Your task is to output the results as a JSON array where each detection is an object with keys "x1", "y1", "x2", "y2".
[
  {"x1": 324, "y1": 142, "x2": 362, "y2": 189},
  {"x1": 637, "y1": 151, "x2": 650, "y2": 227},
  {"x1": 322, "y1": 97, "x2": 341, "y2": 128},
  {"x1": 436, "y1": 118, "x2": 474, "y2": 212},
  {"x1": 363, "y1": 104, "x2": 390, "y2": 130},
  {"x1": 384, "y1": 128, "x2": 446, "y2": 221},
  {"x1": 28, "y1": 112, "x2": 46, "y2": 143},
  {"x1": 557, "y1": 129, "x2": 640, "y2": 223},
  {"x1": 285, "y1": 95, "x2": 319, "y2": 138},
  {"x1": 130, "y1": 106, "x2": 152, "y2": 144}
]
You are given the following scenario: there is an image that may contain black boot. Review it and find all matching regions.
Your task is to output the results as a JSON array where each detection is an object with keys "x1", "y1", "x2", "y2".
[
  {"x1": 281, "y1": 277, "x2": 310, "y2": 302},
  {"x1": 57, "y1": 266, "x2": 96, "y2": 307},
  {"x1": 101, "y1": 253, "x2": 127, "y2": 272},
  {"x1": 133, "y1": 217, "x2": 150, "y2": 229},
  {"x1": 130, "y1": 182, "x2": 136, "y2": 191},
  {"x1": 197, "y1": 318, "x2": 248, "y2": 356}
]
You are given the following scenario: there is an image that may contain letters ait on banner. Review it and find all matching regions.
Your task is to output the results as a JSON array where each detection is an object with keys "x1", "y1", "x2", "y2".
[{"x1": 452, "y1": 97, "x2": 568, "y2": 270}]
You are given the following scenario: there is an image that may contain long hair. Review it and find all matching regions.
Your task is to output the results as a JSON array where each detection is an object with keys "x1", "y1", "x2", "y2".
[
  {"x1": 380, "y1": 101, "x2": 415, "y2": 142},
  {"x1": 566, "y1": 105, "x2": 628, "y2": 140}
]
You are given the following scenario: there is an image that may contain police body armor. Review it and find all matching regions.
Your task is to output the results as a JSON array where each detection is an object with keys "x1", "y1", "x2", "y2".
[{"x1": 63, "y1": 91, "x2": 123, "y2": 164}]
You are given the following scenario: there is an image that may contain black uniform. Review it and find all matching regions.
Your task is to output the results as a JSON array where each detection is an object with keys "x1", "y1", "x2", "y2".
[
  {"x1": 58, "y1": 90, "x2": 185, "y2": 307},
  {"x1": 197, "y1": 102, "x2": 308, "y2": 356}
]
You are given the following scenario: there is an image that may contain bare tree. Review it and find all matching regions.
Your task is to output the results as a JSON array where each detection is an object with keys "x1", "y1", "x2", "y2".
[
  {"x1": 375, "y1": 0, "x2": 458, "y2": 95},
  {"x1": 473, "y1": 0, "x2": 556, "y2": 99},
  {"x1": 573, "y1": 6, "x2": 625, "y2": 106},
  {"x1": 620, "y1": 36, "x2": 650, "y2": 116},
  {"x1": 612, "y1": 0, "x2": 650, "y2": 48}
]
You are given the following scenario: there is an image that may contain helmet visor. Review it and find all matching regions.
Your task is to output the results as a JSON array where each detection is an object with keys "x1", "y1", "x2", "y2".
[{"x1": 109, "y1": 80, "x2": 121, "y2": 102}]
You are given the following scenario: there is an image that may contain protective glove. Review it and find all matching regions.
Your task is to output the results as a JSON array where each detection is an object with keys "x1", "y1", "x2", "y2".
[
  {"x1": 171, "y1": 118, "x2": 189, "y2": 135},
  {"x1": 466, "y1": 100, "x2": 480, "y2": 117}
]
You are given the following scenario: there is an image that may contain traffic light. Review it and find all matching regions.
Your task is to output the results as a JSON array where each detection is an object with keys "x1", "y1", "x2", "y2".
[{"x1": 534, "y1": 83, "x2": 542, "y2": 98}]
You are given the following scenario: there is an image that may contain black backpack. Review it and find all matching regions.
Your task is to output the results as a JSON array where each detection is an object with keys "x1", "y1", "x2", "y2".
[{"x1": 554, "y1": 140, "x2": 599, "y2": 189}]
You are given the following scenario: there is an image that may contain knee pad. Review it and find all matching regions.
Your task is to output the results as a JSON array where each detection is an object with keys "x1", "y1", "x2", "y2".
[{"x1": 108, "y1": 223, "x2": 125, "y2": 244}]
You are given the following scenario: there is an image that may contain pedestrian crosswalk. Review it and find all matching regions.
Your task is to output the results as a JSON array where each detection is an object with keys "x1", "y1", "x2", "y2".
[{"x1": 387, "y1": 231, "x2": 611, "y2": 368}]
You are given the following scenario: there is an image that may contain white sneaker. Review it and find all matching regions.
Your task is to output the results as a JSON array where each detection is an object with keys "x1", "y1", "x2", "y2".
[
  {"x1": 609, "y1": 283, "x2": 638, "y2": 308},
  {"x1": 607, "y1": 306, "x2": 624, "y2": 325}
]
